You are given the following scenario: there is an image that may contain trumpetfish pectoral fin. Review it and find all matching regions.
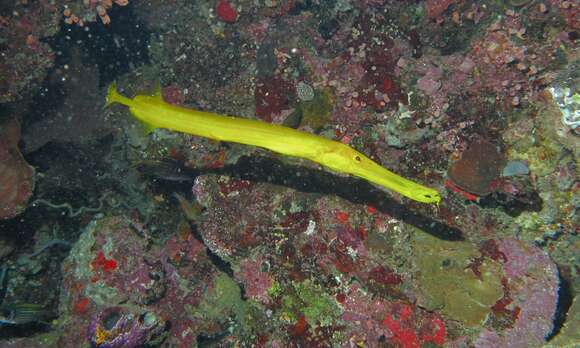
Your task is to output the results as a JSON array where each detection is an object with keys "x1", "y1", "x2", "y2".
[{"x1": 139, "y1": 120, "x2": 157, "y2": 135}]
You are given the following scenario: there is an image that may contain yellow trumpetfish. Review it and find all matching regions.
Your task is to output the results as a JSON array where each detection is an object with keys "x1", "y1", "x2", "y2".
[{"x1": 106, "y1": 84, "x2": 440, "y2": 204}]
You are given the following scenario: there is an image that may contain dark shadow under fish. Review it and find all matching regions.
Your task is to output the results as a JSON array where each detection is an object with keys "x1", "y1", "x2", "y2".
[{"x1": 134, "y1": 159, "x2": 200, "y2": 183}]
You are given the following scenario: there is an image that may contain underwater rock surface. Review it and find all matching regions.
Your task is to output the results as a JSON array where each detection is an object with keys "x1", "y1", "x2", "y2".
[
  {"x1": 473, "y1": 239, "x2": 560, "y2": 348},
  {"x1": 0, "y1": 120, "x2": 34, "y2": 219},
  {"x1": 52, "y1": 216, "x2": 235, "y2": 347}
]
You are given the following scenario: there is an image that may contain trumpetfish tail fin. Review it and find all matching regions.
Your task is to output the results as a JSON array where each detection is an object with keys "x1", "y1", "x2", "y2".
[
  {"x1": 105, "y1": 82, "x2": 134, "y2": 108},
  {"x1": 106, "y1": 82, "x2": 156, "y2": 134}
]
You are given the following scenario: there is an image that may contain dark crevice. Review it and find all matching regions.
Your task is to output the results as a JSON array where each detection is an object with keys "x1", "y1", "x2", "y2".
[
  {"x1": 546, "y1": 266, "x2": 574, "y2": 341},
  {"x1": 190, "y1": 222, "x2": 236, "y2": 280},
  {"x1": 197, "y1": 330, "x2": 231, "y2": 347}
]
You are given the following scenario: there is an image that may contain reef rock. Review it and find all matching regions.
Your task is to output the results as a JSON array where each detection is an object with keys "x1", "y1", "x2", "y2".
[{"x1": 0, "y1": 120, "x2": 34, "y2": 219}]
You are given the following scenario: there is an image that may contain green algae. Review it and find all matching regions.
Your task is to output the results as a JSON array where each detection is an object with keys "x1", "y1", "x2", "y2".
[
  {"x1": 281, "y1": 280, "x2": 342, "y2": 327},
  {"x1": 296, "y1": 88, "x2": 335, "y2": 131},
  {"x1": 195, "y1": 272, "x2": 246, "y2": 322},
  {"x1": 268, "y1": 279, "x2": 283, "y2": 298},
  {"x1": 412, "y1": 231, "x2": 504, "y2": 328},
  {"x1": 507, "y1": 140, "x2": 560, "y2": 178}
]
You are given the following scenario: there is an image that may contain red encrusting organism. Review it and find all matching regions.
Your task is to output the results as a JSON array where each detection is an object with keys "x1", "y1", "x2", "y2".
[
  {"x1": 216, "y1": 0, "x2": 238, "y2": 23},
  {"x1": 91, "y1": 250, "x2": 118, "y2": 272}
]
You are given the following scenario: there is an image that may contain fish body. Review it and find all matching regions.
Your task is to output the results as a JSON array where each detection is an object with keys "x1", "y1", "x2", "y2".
[
  {"x1": 107, "y1": 84, "x2": 440, "y2": 204},
  {"x1": 0, "y1": 303, "x2": 50, "y2": 325},
  {"x1": 0, "y1": 318, "x2": 16, "y2": 325},
  {"x1": 135, "y1": 159, "x2": 198, "y2": 182}
]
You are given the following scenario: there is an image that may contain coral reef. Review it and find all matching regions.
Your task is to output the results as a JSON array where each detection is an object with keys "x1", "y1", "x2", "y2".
[
  {"x1": 46, "y1": 216, "x2": 236, "y2": 347},
  {"x1": 189, "y1": 174, "x2": 560, "y2": 346},
  {"x1": 0, "y1": 0, "x2": 577, "y2": 346}
]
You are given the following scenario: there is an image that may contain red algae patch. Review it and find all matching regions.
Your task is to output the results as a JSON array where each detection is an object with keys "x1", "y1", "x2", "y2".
[{"x1": 216, "y1": 0, "x2": 238, "y2": 23}]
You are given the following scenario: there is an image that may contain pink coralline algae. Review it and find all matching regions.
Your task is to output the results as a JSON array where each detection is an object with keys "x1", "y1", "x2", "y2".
[
  {"x1": 340, "y1": 284, "x2": 447, "y2": 348},
  {"x1": 462, "y1": 13, "x2": 566, "y2": 110},
  {"x1": 416, "y1": 74, "x2": 442, "y2": 96},
  {"x1": 0, "y1": 120, "x2": 34, "y2": 219},
  {"x1": 415, "y1": 63, "x2": 445, "y2": 97},
  {"x1": 235, "y1": 257, "x2": 273, "y2": 304},
  {"x1": 57, "y1": 216, "x2": 227, "y2": 347},
  {"x1": 473, "y1": 239, "x2": 559, "y2": 348}
]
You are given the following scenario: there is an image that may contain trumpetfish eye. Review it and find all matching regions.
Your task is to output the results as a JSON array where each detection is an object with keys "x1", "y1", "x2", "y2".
[{"x1": 354, "y1": 155, "x2": 361, "y2": 162}]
